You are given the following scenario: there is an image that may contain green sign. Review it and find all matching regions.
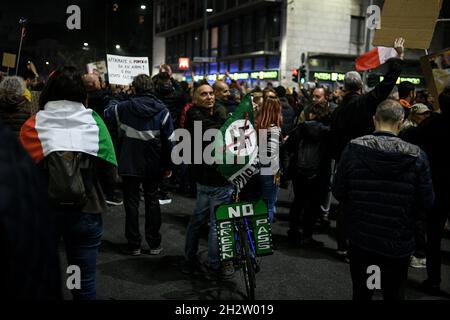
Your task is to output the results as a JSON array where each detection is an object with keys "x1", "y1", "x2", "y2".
[
  {"x1": 215, "y1": 200, "x2": 273, "y2": 261},
  {"x1": 217, "y1": 220, "x2": 236, "y2": 260},
  {"x1": 313, "y1": 71, "x2": 423, "y2": 85}
]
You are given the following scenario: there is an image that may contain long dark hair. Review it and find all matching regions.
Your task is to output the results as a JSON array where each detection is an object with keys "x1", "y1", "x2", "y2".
[{"x1": 39, "y1": 66, "x2": 87, "y2": 110}]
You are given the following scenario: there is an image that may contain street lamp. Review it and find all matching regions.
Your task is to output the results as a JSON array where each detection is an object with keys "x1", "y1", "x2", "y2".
[
  {"x1": 84, "y1": 42, "x2": 89, "y2": 47},
  {"x1": 45, "y1": 61, "x2": 50, "y2": 65},
  {"x1": 115, "y1": 44, "x2": 121, "y2": 49},
  {"x1": 140, "y1": 4, "x2": 147, "y2": 10},
  {"x1": 206, "y1": 8, "x2": 213, "y2": 13}
]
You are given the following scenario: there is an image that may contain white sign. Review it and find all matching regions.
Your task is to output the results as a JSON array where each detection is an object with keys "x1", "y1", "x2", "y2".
[
  {"x1": 87, "y1": 60, "x2": 107, "y2": 81},
  {"x1": 107, "y1": 54, "x2": 150, "y2": 85}
]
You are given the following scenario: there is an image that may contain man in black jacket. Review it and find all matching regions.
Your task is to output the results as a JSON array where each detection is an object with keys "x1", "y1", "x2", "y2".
[
  {"x1": 402, "y1": 87, "x2": 450, "y2": 294},
  {"x1": 331, "y1": 38, "x2": 405, "y2": 257},
  {"x1": 182, "y1": 84, "x2": 234, "y2": 278},
  {"x1": 332, "y1": 99, "x2": 434, "y2": 300},
  {"x1": 104, "y1": 74, "x2": 174, "y2": 256}
]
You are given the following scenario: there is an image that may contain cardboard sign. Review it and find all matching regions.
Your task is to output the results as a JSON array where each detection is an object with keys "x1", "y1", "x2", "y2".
[
  {"x1": 373, "y1": 0, "x2": 442, "y2": 49},
  {"x1": 87, "y1": 60, "x2": 108, "y2": 81},
  {"x1": 2, "y1": 53, "x2": 16, "y2": 69},
  {"x1": 420, "y1": 48, "x2": 450, "y2": 111},
  {"x1": 106, "y1": 54, "x2": 149, "y2": 85}
]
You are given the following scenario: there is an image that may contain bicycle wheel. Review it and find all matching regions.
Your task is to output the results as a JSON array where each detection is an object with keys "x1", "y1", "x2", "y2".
[{"x1": 238, "y1": 225, "x2": 256, "y2": 300}]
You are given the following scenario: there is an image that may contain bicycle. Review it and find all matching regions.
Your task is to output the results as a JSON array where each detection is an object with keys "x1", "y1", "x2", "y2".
[{"x1": 215, "y1": 199, "x2": 273, "y2": 300}]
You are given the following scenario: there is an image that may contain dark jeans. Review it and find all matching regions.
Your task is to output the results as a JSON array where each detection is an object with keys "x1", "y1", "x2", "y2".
[
  {"x1": 426, "y1": 184, "x2": 450, "y2": 285},
  {"x1": 122, "y1": 177, "x2": 162, "y2": 249},
  {"x1": 336, "y1": 203, "x2": 349, "y2": 251},
  {"x1": 349, "y1": 246, "x2": 410, "y2": 300},
  {"x1": 289, "y1": 175, "x2": 326, "y2": 238},
  {"x1": 414, "y1": 212, "x2": 427, "y2": 259},
  {"x1": 185, "y1": 183, "x2": 233, "y2": 270},
  {"x1": 57, "y1": 211, "x2": 102, "y2": 300}
]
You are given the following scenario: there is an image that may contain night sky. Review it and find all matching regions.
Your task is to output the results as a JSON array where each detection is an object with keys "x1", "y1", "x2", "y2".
[{"x1": 0, "y1": 0, "x2": 152, "y2": 76}]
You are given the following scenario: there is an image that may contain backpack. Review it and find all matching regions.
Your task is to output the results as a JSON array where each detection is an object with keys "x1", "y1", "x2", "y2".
[
  {"x1": 45, "y1": 151, "x2": 91, "y2": 208},
  {"x1": 295, "y1": 138, "x2": 326, "y2": 180}
]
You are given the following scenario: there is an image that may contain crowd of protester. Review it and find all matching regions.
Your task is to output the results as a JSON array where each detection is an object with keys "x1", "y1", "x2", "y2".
[{"x1": 1, "y1": 38, "x2": 450, "y2": 300}]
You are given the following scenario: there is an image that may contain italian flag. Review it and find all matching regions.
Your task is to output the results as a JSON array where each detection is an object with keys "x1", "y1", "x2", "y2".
[
  {"x1": 355, "y1": 47, "x2": 398, "y2": 71},
  {"x1": 20, "y1": 100, "x2": 117, "y2": 166}
]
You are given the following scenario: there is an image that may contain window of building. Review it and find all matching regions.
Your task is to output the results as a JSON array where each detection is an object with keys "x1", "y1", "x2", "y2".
[
  {"x1": 219, "y1": 24, "x2": 229, "y2": 57},
  {"x1": 186, "y1": 31, "x2": 193, "y2": 57},
  {"x1": 230, "y1": 18, "x2": 241, "y2": 54},
  {"x1": 220, "y1": 61, "x2": 228, "y2": 73},
  {"x1": 350, "y1": 16, "x2": 365, "y2": 45},
  {"x1": 193, "y1": 30, "x2": 201, "y2": 57},
  {"x1": 255, "y1": 9, "x2": 266, "y2": 51},
  {"x1": 242, "y1": 14, "x2": 253, "y2": 53},
  {"x1": 254, "y1": 57, "x2": 265, "y2": 70},
  {"x1": 211, "y1": 26, "x2": 219, "y2": 57},
  {"x1": 242, "y1": 58, "x2": 252, "y2": 71},
  {"x1": 230, "y1": 60, "x2": 239, "y2": 72}
]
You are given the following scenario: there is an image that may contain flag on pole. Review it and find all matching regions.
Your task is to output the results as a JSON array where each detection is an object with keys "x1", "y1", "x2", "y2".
[
  {"x1": 20, "y1": 101, "x2": 117, "y2": 166},
  {"x1": 355, "y1": 47, "x2": 398, "y2": 71},
  {"x1": 214, "y1": 95, "x2": 259, "y2": 193}
]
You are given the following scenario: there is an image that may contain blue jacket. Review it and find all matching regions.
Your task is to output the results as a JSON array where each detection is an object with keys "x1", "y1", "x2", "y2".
[
  {"x1": 332, "y1": 132, "x2": 434, "y2": 258},
  {"x1": 105, "y1": 94, "x2": 174, "y2": 178}
]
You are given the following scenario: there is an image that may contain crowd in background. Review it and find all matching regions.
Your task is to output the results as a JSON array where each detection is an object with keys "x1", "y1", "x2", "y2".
[{"x1": 1, "y1": 38, "x2": 450, "y2": 300}]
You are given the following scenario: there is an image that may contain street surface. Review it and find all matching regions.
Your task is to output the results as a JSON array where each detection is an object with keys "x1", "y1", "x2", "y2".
[{"x1": 61, "y1": 186, "x2": 450, "y2": 300}]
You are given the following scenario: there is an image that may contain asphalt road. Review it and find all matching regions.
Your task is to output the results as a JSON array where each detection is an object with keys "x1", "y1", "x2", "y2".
[{"x1": 60, "y1": 186, "x2": 450, "y2": 300}]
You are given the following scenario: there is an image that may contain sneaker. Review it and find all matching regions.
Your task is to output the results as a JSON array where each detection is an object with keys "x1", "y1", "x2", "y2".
[
  {"x1": 158, "y1": 192, "x2": 173, "y2": 205},
  {"x1": 181, "y1": 260, "x2": 204, "y2": 275},
  {"x1": 410, "y1": 256, "x2": 426, "y2": 269},
  {"x1": 106, "y1": 195, "x2": 123, "y2": 206},
  {"x1": 149, "y1": 246, "x2": 163, "y2": 255},
  {"x1": 120, "y1": 244, "x2": 141, "y2": 256},
  {"x1": 159, "y1": 199, "x2": 172, "y2": 205},
  {"x1": 301, "y1": 238, "x2": 324, "y2": 249},
  {"x1": 336, "y1": 250, "x2": 349, "y2": 263}
]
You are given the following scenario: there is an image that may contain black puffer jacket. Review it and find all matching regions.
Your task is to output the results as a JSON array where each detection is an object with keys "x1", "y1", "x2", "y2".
[
  {"x1": 332, "y1": 132, "x2": 434, "y2": 258},
  {"x1": 0, "y1": 95, "x2": 31, "y2": 138}
]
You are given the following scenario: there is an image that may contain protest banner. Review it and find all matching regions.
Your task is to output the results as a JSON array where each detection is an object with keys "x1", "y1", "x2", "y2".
[
  {"x1": 87, "y1": 60, "x2": 108, "y2": 81},
  {"x1": 106, "y1": 54, "x2": 149, "y2": 85},
  {"x1": 420, "y1": 48, "x2": 450, "y2": 111},
  {"x1": 373, "y1": 0, "x2": 442, "y2": 49}
]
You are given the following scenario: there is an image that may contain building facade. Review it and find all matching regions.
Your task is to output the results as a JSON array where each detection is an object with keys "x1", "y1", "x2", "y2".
[{"x1": 153, "y1": 0, "x2": 448, "y2": 88}]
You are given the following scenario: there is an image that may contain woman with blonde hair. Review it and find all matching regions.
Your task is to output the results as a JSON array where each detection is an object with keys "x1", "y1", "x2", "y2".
[{"x1": 257, "y1": 96, "x2": 283, "y2": 223}]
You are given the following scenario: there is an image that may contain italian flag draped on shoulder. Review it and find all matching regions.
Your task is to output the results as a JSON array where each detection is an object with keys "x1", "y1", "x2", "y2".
[
  {"x1": 214, "y1": 95, "x2": 259, "y2": 193},
  {"x1": 20, "y1": 100, "x2": 117, "y2": 166}
]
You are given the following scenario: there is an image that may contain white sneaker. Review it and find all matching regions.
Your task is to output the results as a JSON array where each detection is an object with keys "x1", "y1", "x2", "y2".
[
  {"x1": 159, "y1": 199, "x2": 172, "y2": 205},
  {"x1": 410, "y1": 256, "x2": 426, "y2": 269},
  {"x1": 149, "y1": 246, "x2": 163, "y2": 255}
]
